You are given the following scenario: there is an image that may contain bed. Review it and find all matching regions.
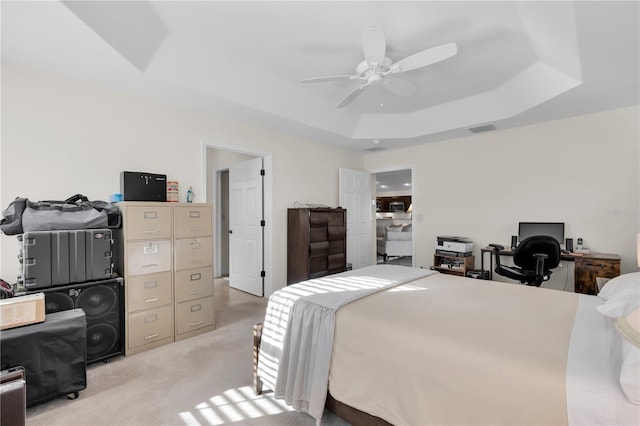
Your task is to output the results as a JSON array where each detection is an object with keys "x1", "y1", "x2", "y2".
[{"x1": 254, "y1": 265, "x2": 640, "y2": 426}]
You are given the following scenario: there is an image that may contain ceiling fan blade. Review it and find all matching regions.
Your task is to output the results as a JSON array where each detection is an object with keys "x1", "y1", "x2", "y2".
[
  {"x1": 337, "y1": 83, "x2": 369, "y2": 108},
  {"x1": 383, "y1": 77, "x2": 416, "y2": 97},
  {"x1": 301, "y1": 75, "x2": 358, "y2": 83},
  {"x1": 363, "y1": 28, "x2": 386, "y2": 66},
  {"x1": 390, "y1": 42, "x2": 457, "y2": 74}
]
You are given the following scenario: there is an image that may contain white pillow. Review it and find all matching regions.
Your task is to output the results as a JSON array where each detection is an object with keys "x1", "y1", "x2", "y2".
[
  {"x1": 385, "y1": 226, "x2": 402, "y2": 233},
  {"x1": 616, "y1": 308, "x2": 640, "y2": 404},
  {"x1": 598, "y1": 272, "x2": 640, "y2": 301},
  {"x1": 595, "y1": 273, "x2": 640, "y2": 319}
]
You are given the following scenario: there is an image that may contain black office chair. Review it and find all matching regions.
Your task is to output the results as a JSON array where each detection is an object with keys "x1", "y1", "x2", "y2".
[{"x1": 489, "y1": 235, "x2": 561, "y2": 287}]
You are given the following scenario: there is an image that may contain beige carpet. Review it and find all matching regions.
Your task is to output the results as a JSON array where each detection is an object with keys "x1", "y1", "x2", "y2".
[{"x1": 26, "y1": 279, "x2": 348, "y2": 426}]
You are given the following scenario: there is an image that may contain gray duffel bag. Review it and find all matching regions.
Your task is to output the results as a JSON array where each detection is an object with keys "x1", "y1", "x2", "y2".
[{"x1": 1, "y1": 194, "x2": 121, "y2": 235}]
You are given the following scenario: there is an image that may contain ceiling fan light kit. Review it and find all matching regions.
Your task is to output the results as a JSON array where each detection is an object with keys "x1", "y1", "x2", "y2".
[{"x1": 302, "y1": 28, "x2": 458, "y2": 108}]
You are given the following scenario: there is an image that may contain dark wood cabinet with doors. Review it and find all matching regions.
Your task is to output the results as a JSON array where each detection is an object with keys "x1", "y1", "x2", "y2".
[
  {"x1": 574, "y1": 253, "x2": 620, "y2": 295},
  {"x1": 287, "y1": 208, "x2": 347, "y2": 285}
]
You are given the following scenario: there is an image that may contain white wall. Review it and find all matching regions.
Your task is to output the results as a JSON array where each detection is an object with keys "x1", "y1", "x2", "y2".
[
  {"x1": 0, "y1": 63, "x2": 364, "y2": 292},
  {"x1": 2, "y1": 63, "x2": 637, "y2": 290},
  {"x1": 364, "y1": 106, "x2": 640, "y2": 275}
]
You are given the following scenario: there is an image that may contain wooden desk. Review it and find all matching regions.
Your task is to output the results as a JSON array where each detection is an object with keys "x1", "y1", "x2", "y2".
[{"x1": 480, "y1": 247, "x2": 620, "y2": 295}]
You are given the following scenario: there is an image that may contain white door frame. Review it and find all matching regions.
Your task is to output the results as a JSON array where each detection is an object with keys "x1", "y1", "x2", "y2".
[
  {"x1": 202, "y1": 140, "x2": 273, "y2": 297},
  {"x1": 370, "y1": 165, "x2": 415, "y2": 266}
]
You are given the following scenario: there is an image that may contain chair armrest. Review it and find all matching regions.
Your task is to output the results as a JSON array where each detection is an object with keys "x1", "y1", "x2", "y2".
[{"x1": 533, "y1": 253, "x2": 548, "y2": 277}]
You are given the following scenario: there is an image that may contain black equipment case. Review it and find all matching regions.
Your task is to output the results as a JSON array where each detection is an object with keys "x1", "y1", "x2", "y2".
[{"x1": 18, "y1": 229, "x2": 113, "y2": 290}]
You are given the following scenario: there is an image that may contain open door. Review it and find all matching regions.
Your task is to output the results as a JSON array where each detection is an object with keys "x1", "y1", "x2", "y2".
[
  {"x1": 229, "y1": 157, "x2": 264, "y2": 296},
  {"x1": 339, "y1": 168, "x2": 374, "y2": 270}
]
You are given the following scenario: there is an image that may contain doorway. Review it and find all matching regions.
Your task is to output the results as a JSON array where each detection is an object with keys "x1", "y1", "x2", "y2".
[
  {"x1": 203, "y1": 142, "x2": 273, "y2": 297},
  {"x1": 374, "y1": 169, "x2": 414, "y2": 266}
]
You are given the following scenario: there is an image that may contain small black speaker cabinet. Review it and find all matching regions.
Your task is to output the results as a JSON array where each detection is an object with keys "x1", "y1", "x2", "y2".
[
  {"x1": 565, "y1": 238, "x2": 574, "y2": 252},
  {"x1": 38, "y1": 278, "x2": 124, "y2": 364},
  {"x1": 510, "y1": 235, "x2": 518, "y2": 250}
]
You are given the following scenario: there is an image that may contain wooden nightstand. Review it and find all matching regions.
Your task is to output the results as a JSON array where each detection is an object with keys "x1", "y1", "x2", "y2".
[{"x1": 574, "y1": 253, "x2": 621, "y2": 295}]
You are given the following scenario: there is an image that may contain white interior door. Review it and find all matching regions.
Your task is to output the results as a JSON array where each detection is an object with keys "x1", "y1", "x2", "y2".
[
  {"x1": 229, "y1": 157, "x2": 264, "y2": 296},
  {"x1": 339, "y1": 168, "x2": 374, "y2": 270}
]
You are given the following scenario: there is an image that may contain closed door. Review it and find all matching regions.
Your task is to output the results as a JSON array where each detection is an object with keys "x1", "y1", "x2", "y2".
[{"x1": 229, "y1": 157, "x2": 264, "y2": 296}]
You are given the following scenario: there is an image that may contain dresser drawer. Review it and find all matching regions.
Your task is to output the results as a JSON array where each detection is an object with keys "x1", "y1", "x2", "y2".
[
  {"x1": 175, "y1": 267, "x2": 213, "y2": 303},
  {"x1": 127, "y1": 272, "x2": 172, "y2": 313},
  {"x1": 127, "y1": 305, "x2": 173, "y2": 349},
  {"x1": 125, "y1": 206, "x2": 172, "y2": 241},
  {"x1": 174, "y1": 237, "x2": 213, "y2": 270},
  {"x1": 174, "y1": 206, "x2": 212, "y2": 238},
  {"x1": 176, "y1": 297, "x2": 214, "y2": 335},
  {"x1": 575, "y1": 258, "x2": 620, "y2": 277},
  {"x1": 127, "y1": 240, "x2": 172, "y2": 276}
]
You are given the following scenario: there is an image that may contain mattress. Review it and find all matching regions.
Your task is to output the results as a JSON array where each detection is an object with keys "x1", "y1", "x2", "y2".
[{"x1": 258, "y1": 265, "x2": 639, "y2": 425}]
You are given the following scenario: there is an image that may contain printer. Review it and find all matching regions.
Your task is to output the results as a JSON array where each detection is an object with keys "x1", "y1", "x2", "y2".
[{"x1": 436, "y1": 236, "x2": 473, "y2": 257}]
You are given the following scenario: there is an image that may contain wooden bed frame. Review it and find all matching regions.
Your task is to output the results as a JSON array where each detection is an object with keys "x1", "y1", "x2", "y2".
[{"x1": 253, "y1": 323, "x2": 392, "y2": 426}]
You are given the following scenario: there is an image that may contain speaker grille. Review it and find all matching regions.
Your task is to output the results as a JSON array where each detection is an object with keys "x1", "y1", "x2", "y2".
[
  {"x1": 76, "y1": 285, "x2": 117, "y2": 319},
  {"x1": 38, "y1": 278, "x2": 123, "y2": 364}
]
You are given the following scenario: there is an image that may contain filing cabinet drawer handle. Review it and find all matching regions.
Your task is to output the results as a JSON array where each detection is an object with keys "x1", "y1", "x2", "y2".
[
  {"x1": 144, "y1": 280, "x2": 158, "y2": 288},
  {"x1": 190, "y1": 273, "x2": 202, "y2": 281},
  {"x1": 144, "y1": 297, "x2": 159, "y2": 303},
  {"x1": 189, "y1": 211, "x2": 201, "y2": 218},
  {"x1": 144, "y1": 333, "x2": 160, "y2": 340},
  {"x1": 142, "y1": 263, "x2": 159, "y2": 268},
  {"x1": 143, "y1": 229, "x2": 158, "y2": 234},
  {"x1": 188, "y1": 227, "x2": 202, "y2": 232},
  {"x1": 144, "y1": 211, "x2": 158, "y2": 219},
  {"x1": 189, "y1": 290, "x2": 202, "y2": 295},
  {"x1": 190, "y1": 304, "x2": 202, "y2": 312},
  {"x1": 190, "y1": 321, "x2": 203, "y2": 327}
]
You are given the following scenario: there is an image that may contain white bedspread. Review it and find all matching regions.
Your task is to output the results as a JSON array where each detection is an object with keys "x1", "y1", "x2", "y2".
[{"x1": 256, "y1": 265, "x2": 435, "y2": 424}]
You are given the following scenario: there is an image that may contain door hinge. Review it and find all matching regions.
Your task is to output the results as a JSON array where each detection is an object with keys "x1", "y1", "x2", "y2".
[
  {"x1": 260, "y1": 220, "x2": 266, "y2": 227},
  {"x1": 260, "y1": 270, "x2": 266, "y2": 278},
  {"x1": 260, "y1": 169, "x2": 265, "y2": 176}
]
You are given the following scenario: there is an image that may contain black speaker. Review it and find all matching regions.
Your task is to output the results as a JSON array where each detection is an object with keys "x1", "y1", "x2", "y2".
[
  {"x1": 565, "y1": 238, "x2": 574, "y2": 252},
  {"x1": 39, "y1": 278, "x2": 124, "y2": 364},
  {"x1": 511, "y1": 235, "x2": 518, "y2": 250}
]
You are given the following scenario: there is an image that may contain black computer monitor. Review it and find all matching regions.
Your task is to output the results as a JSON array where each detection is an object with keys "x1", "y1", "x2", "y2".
[{"x1": 518, "y1": 222, "x2": 564, "y2": 245}]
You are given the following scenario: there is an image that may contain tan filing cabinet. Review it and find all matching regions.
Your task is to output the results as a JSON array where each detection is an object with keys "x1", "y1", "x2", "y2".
[
  {"x1": 173, "y1": 204, "x2": 215, "y2": 341},
  {"x1": 116, "y1": 202, "x2": 214, "y2": 355},
  {"x1": 117, "y1": 202, "x2": 174, "y2": 355}
]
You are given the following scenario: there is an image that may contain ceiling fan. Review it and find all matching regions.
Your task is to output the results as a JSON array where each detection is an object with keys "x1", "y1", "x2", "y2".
[{"x1": 302, "y1": 28, "x2": 458, "y2": 108}]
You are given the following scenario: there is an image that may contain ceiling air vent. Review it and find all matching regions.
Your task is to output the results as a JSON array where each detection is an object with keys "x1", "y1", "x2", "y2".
[
  {"x1": 363, "y1": 146, "x2": 385, "y2": 152},
  {"x1": 468, "y1": 124, "x2": 496, "y2": 134}
]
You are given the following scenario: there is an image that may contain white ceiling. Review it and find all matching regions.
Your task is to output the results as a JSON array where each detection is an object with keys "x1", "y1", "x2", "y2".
[
  {"x1": 376, "y1": 169, "x2": 412, "y2": 193},
  {"x1": 2, "y1": 1, "x2": 638, "y2": 152}
]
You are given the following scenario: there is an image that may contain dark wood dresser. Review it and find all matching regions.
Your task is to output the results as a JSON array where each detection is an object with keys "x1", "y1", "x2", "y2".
[
  {"x1": 574, "y1": 253, "x2": 621, "y2": 295},
  {"x1": 287, "y1": 208, "x2": 347, "y2": 285}
]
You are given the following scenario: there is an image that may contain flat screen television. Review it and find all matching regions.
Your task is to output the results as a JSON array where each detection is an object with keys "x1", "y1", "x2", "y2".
[
  {"x1": 389, "y1": 202, "x2": 405, "y2": 212},
  {"x1": 518, "y1": 222, "x2": 564, "y2": 245}
]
